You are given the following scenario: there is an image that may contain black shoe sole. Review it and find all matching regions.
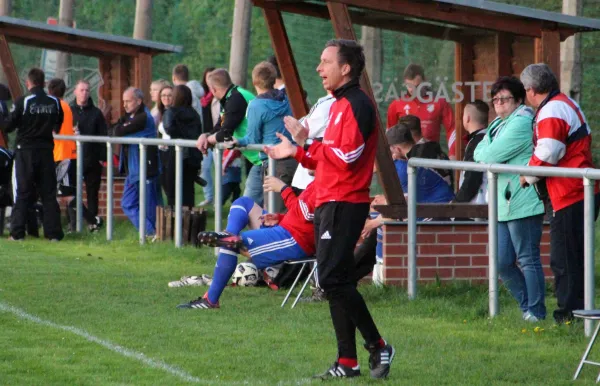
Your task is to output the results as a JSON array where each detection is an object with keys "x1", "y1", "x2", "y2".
[{"x1": 197, "y1": 232, "x2": 243, "y2": 249}]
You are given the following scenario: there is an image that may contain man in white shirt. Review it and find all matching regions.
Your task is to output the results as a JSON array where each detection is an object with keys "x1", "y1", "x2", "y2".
[{"x1": 290, "y1": 93, "x2": 335, "y2": 191}]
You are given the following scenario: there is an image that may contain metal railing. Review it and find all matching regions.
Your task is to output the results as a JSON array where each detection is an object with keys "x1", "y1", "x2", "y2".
[
  {"x1": 54, "y1": 135, "x2": 275, "y2": 248},
  {"x1": 407, "y1": 157, "x2": 600, "y2": 336}
]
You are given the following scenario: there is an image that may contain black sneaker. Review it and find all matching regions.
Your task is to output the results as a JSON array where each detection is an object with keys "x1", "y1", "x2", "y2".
[
  {"x1": 176, "y1": 293, "x2": 219, "y2": 309},
  {"x1": 88, "y1": 217, "x2": 103, "y2": 233},
  {"x1": 313, "y1": 362, "x2": 361, "y2": 379},
  {"x1": 197, "y1": 231, "x2": 243, "y2": 249},
  {"x1": 365, "y1": 342, "x2": 395, "y2": 379}
]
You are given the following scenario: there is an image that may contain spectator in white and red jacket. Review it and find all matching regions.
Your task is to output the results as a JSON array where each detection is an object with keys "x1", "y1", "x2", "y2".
[{"x1": 520, "y1": 63, "x2": 600, "y2": 323}]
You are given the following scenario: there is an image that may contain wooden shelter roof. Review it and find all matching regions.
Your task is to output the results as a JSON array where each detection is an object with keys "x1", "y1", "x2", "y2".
[
  {"x1": 262, "y1": 0, "x2": 600, "y2": 41},
  {"x1": 0, "y1": 15, "x2": 182, "y2": 57}
]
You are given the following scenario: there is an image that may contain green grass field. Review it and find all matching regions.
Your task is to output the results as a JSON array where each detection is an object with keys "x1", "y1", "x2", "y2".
[{"x1": 2, "y1": 219, "x2": 600, "y2": 385}]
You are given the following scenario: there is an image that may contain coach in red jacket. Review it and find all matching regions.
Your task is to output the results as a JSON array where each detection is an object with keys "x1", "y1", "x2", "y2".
[
  {"x1": 265, "y1": 39, "x2": 394, "y2": 380},
  {"x1": 520, "y1": 63, "x2": 600, "y2": 323}
]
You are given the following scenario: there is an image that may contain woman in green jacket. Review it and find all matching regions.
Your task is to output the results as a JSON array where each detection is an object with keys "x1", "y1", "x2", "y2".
[{"x1": 474, "y1": 76, "x2": 546, "y2": 321}]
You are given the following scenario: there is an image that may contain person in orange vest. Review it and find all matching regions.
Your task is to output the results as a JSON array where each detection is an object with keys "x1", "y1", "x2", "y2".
[
  {"x1": 48, "y1": 79, "x2": 102, "y2": 233},
  {"x1": 387, "y1": 64, "x2": 456, "y2": 159}
]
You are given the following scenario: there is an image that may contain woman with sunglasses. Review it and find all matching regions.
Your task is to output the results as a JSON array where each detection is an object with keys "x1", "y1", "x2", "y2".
[{"x1": 474, "y1": 76, "x2": 546, "y2": 322}]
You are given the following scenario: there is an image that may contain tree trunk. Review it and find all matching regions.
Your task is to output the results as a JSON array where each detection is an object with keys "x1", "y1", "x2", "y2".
[
  {"x1": 361, "y1": 26, "x2": 383, "y2": 84},
  {"x1": 55, "y1": 0, "x2": 74, "y2": 80},
  {"x1": 560, "y1": 0, "x2": 582, "y2": 102},
  {"x1": 229, "y1": 0, "x2": 252, "y2": 87},
  {"x1": 134, "y1": 0, "x2": 153, "y2": 40},
  {"x1": 0, "y1": 0, "x2": 11, "y2": 87}
]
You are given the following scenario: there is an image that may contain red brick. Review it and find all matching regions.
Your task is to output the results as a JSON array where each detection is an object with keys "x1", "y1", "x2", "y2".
[
  {"x1": 470, "y1": 233, "x2": 489, "y2": 243},
  {"x1": 438, "y1": 256, "x2": 471, "y2": 267},
  {"x1": 437, "y1": 233, "x2": 469, "y2": 243},
  {"x1": 454, "y1": 224, "x2": 487, "y2": 233},
  {"x1": 417, "y1": 225, "x2": 453, "y2": 233},
  {"x1": 385, "y1": 244, "x2": 407, "y2": 256},
  {"x1": 540, "y1": 255, "x2": 551, "y2": 265},
  {"x1": 418, "y1": 256, "x2": 437, "y2": 267},
  {"x1": 543, "y1": 267, "x2": 553, "y2": 278},
  {"x1": 385, "y1": 225, "x2": 407, "y2": 232},
  {"x1": 471, "y1": 256, "x2": 488, "y2": 266},
  {"x1": 384, "y1": 233, "x2": 403, "y2": 244},
  {"x1": 385, "y1": 268, "x2": 408, "y2": 279},
  {"x1": 455, "y1": 267, "x2": 487, "y2": 278},
  {"x1": 454, "y1": 244, "x2": 487, "y2": 255},
  {"x1": 418, "y1": 244, "x2": 452, "y2": 255},
  {"x1": 417, "y1": 233, "x2": 436, "y2": 243},
  {"x1": 541, "y1": 232, "x2": 551, "y2": 243},
  {"x1": 384, "y1": 256, "x2": 405, "y2": 267},
  {"x1": 419, "y1": 268, "x2": 453, "y2": 279},
  {"x1": 540, "y1": 244, "x2": 550, "y2": 255}
]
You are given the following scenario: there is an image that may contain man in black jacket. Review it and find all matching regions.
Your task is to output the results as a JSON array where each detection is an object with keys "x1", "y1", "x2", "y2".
[
  {"x1": 71, "y1": 79, "x2": 107, "y2": 220},
  {"x1": 2, "y1": 68, "x2": 64, "y2": 241},
  {"x1": 454, "y1": 100, "x2": 488, "y2": 204}
]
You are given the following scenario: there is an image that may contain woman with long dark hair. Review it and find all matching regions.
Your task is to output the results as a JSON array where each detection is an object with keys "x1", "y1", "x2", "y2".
[{"x1": 162, "y1": 85, "x2": 203, "y2": 206}]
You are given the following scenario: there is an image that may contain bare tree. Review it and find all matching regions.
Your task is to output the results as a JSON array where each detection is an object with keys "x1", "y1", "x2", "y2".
[
  {"x1": 561, "y1": 0, "x2": 582, "y2": 101},
  {"x1": 229, "y1": 0, "x2": 252, "y2": 87},
  {"x1": 134, "y1": 0, "x2": 153, "y2": 40},
  {"x1": 55, "y1": 0, "x2": 75, "y2": 80},
  {"x1": 361, "y1": 26, "x2": 383, "y2": 85}
]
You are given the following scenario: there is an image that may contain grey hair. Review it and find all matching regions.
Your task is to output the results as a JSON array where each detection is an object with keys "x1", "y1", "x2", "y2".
[
  {"x1": 125, "y1": 86, "x2": 144, "y2": 101},
  {"x1": 520, "y1": 63, "x2": 559, "y2": 94}
]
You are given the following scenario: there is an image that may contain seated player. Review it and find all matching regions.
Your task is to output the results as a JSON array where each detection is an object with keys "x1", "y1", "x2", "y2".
[{"x1": 177, "y1": 176, "x2": 316, "y2": 309}]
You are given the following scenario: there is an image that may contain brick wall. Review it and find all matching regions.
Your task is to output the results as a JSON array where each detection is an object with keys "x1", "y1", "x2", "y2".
[
  {"x1": 73, "y1": 175, "x2": 126, "y2": 219},
  {"x1": 382, "y1": 222, "x2": 552, "y2": 286}
]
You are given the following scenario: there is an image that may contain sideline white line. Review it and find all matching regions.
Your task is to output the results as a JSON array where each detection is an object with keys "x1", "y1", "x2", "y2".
[{"x1": 0, "y1": 301, "x2": 201, "y2": 384}]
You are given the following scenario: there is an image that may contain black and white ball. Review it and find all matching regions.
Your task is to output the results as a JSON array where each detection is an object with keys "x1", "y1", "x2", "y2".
[{"x1": 232, "y1": 262, "x2": 259, "y2": 287}]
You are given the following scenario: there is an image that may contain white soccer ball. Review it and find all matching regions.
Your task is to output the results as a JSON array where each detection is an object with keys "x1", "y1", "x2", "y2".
[{"x1": 232, "y1": 262, "x2": 259, "y2": 287}]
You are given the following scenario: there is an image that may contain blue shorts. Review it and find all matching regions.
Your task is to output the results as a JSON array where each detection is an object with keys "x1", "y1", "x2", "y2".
[
  {"x1": 241, "y1": 225, "x2": 307, "y2": 269},
  {"x1": 376, "y1": 227, "x2": 383, "y2": 264}
]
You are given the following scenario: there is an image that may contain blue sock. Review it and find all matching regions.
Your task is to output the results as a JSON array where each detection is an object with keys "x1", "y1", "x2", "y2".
[
  {"x1": 207, "y1": 248, "x2": 238, "y2": 304},
  {"x1": 226, "y1": 196, "x2": 255, "y2": 235}
]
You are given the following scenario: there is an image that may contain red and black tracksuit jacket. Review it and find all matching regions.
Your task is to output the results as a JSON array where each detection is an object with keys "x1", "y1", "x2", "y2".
[{"x1": 293, "y1": 80, "x2": 378, "y2": 207}]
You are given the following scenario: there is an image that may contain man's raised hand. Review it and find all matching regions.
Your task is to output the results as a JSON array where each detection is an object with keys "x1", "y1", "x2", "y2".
[
  {"x1": 263, "y1": 132, "x2": 297, "y2": 160},
  {"x1": 284, "y1": 115, "x2": 309, "y2": 146}
]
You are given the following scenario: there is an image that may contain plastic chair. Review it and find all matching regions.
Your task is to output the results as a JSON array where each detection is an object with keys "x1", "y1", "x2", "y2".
[
  {"x1": 280, "y1": 258, "x2": 317, "y2": 309},
  {"x1": 573, "y1": 310, "x2": 600, "y2": 382}
]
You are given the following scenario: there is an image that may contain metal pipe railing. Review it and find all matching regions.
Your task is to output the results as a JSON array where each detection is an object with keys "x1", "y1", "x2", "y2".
[
  {"x1": 407, "y1": 165, "x2": 417, "y2": 300},
  {"x1": 138, "y1": 144, "x2": 147, "y2": 244},
  {"x1": 174, "y1": 146, "x2": 183, "y2": 248},
  {"x1": 487, "y1": 170, "x2": 499, "y2": 318},
  {"x1": 408, "y1": 157, "x2": 598, "y2": 336},
  {"x1": 56, "y1": 135, "x2": 278, "y2": 251},
  {"x1": 106, "y1": 142, "x2": 114, "y2": 241},
  {"x1": 75, "y1": 140, "x2": 84, "y2": 232}
]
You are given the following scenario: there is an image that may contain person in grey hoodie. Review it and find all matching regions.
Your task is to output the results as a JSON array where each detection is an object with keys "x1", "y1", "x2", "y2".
[{"x1": 233, "y1": 61, "x2": 297, "y2": 212}]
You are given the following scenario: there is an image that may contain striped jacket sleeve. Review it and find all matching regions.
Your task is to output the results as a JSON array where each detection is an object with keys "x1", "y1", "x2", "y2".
[
  {"x1": 529, "y1": 104, "x2": 570, "y2": 167},
  {"x1": 303, "y1": 103, "x2": 370, "y2": 170}
]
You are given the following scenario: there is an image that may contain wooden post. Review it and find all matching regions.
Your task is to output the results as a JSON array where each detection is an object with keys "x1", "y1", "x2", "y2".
[
  {"x1": 133, "y1": 0, "x2": 153, "y2": 40},
  {"x1": 454, "y1": 40, "x2": 474, "y2": 168},
  {"x1": 0, "y1": 34, "x2": 18, "y2": 148},
  {"x1": 110, "y1": 55, "x2": 130, "y2": 120},
  {"x1": 262, "y1": 6, "x2": 308, "y2": 118},
  {"x1": 134, "y1": 53, "x2": 152, "y2": 106},
  {"x1": 0, "y1": 35, "x2": 21, "y2": 101},
  {"x1": 326, "y1": 1, "x2": 405, "y2": 205},
  {"x1": 561, "y1": 0, "x2": 582, "y2": 101},
  {"x1": 535, "y1": 30, "x2": 561, "y2": 86},
  {"x1": 495, "y1": 33, "x2": 513, "y2": 77},
  {"x1": 98, "y1": 56, "x2": 113, "y2": 123},
  {"x1": 229, "y1": 0, "x2": 252, "y2": 88}
]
